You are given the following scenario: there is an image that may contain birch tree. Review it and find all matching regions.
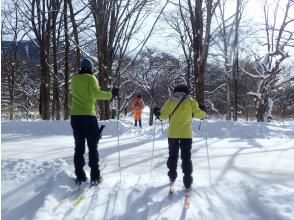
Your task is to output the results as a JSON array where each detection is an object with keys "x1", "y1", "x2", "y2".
[{"x1": 212, "y1": 0, "x2": 248, "y2": 120}]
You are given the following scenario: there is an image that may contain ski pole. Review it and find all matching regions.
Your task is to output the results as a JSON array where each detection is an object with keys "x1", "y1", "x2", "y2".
[
  {"x1": 116, "y1": 98, "x2": 122, "y2": 183},
  {"x1": 203, "y1": 119, "x2": 212, "y2": 185},
  {"x1": 161, "y1": 120, "x2": 164, "y2": 133},
  {"x1": 150, "y1": 118, "x2": 156, "y2": 176}
]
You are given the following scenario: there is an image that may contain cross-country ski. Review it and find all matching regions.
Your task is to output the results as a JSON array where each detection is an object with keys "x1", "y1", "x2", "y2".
[{"x1": 184, "y1": 190, "x2": 191, "y2": 209}]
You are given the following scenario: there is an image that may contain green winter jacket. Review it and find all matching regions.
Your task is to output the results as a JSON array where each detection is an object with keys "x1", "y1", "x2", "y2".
[
  {"x1": 159, "y1": 92, "x2": 206, "y2": 138},
  {"x1": 70, "y1": 73, "x2": 112, "y2": 116}
]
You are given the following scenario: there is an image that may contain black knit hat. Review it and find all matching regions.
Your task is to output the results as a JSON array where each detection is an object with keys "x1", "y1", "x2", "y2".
[
  {"x1": 137, "y1": 94, "x2": 142, "y2": 98},
  {"x1": 80, "y1": 58, "x2": 93, "y2": 72},
  {"x1": 174, "y1": 84, "x2": 189, "y2": 95}
]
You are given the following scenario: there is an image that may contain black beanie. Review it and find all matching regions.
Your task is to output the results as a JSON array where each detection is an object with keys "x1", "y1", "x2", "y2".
[
  {"x1": 80, "y1": 58, "x2": 93, "y2": 72},
  {"x1": 173, "y1": 84, "x2": 189, "y2": 95}
]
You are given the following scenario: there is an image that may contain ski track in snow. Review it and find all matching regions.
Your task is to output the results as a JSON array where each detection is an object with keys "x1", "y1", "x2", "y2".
[{"x1": 2, "y1": 110, "x2": 294, "y2": 220}]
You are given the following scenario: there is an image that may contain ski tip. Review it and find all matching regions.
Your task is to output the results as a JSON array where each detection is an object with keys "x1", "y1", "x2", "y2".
[{"x1": 184, "y1": 192, "x2": 191, "y2": 209}]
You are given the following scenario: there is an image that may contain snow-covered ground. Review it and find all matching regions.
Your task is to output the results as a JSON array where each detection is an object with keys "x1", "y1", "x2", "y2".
[{"x1": 2, "y1": 108, "x2": 294, "y2": 220}]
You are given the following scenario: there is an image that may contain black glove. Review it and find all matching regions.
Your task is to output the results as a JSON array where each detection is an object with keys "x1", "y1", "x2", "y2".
[
  {"x1": 199, "y1": 104, "x2": 207, "y2": 113},
  {"x1": 153, "y1": 107, "x2": 161, "y2": 119},
  {"x1": 111, "y1": 87, "x2": 119, "y2": 97}
]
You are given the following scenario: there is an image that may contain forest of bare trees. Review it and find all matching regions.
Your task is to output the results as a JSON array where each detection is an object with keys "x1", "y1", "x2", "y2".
[{"x1": 1, "y1": 0, "x2": 294, "y2": 122}]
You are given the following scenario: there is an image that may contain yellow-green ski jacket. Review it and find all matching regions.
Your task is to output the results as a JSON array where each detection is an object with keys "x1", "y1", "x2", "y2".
[
  {"x1": 159, "y1": 92, "x2": 206, "y2": 138},
  {"x1": 70, "y1": 73, "x2": 112, "y2": 116}
]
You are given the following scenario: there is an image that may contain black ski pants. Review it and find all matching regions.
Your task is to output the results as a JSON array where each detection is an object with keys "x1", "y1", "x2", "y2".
[
  {"x1": 71, "y1": 116, "x2": 100, "y2": 173},
  {"x1": 134, "y1": 120, "x2": 142, "y2": 128},
  {"x1": 167, "y1": 138, "x2": 193, "y2": 188}
]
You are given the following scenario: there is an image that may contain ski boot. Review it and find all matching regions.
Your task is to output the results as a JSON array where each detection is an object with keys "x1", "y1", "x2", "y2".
[
  {"x1": 75, "y1": 169, "x2": 87, "y2": 185},
  {"x1": 184, "y1": 185, "x2": 192, "y2": 209},
  {"x1": 169, "y1": 178, "x2": 175, "y2": 194},
  {"x1": 90, "y1": 169, "x2": 102, "y2": 186}
]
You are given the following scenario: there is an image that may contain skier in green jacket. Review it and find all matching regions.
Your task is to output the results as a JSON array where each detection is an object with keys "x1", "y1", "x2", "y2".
[
  {"x1": 153, "y1": 79, "x2": 206, "y2": 190},
  {"x1": 70, "y1": 58, "x2": 119, "y2": 185}
]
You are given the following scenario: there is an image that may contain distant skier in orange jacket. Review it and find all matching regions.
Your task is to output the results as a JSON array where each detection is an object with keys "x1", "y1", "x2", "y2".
[{"x1": 131, "y1": 94, "x2": 145, "y2": 128}]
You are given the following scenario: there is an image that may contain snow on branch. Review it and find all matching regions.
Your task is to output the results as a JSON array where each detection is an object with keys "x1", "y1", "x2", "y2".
[
  {"x1": 247, "y1": 91, "x2": 261, "y2": 100},
  {"x1": 240, "y1": 68, "x2": 269, "y2": 80},
  {"x1": 274, "y1": 75, "x2": 294, "y2": 88},
  {"x1": 206, "y1": 100, "x2": 222, "y2": 117},
  {"x1": 256, "y1": 53, "x2": 270, "y2": 74},
  {"x1": 205, "y1": 83, "x2": 226, "y2": 95}
]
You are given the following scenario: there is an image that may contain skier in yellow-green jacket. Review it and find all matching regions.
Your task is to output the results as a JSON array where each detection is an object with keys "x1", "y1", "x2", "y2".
[
  {"x1": 153, "y1": 79, "x2": 206, "y2": 190},
  {"x1": 70, "y1": 58, "x2": 119, "y2": 185}
]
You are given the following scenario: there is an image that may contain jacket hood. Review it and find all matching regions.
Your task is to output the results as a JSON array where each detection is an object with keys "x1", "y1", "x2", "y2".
[{"x1": 170, "y1": 92, "x2": 190, "y2": 101}]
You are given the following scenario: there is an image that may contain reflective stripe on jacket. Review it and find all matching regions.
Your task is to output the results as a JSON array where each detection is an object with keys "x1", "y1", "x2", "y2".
[
  {"x1": 70, "y1": 73, "x2": 112, "y2": 116},
  {"x1": 159, "y1": 92, "x2": 206, "y2": 138}
]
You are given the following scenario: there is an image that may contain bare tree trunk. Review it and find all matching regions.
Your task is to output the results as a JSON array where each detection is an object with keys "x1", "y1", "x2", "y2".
[
  {"x1": 219, "y1": 1, "x2": 232, "y2": 120},
  {"x1": 68, "y1": 0, "x2": 81, "y2": 69},
  {"x1": 51, "y1": 1, "x2": 60, "y2": 120},
  {"x1": 91, "y1": 0, "x2": 112, "y2": 120},
  {"x1": 90, "y1": 0, "x2": 166, "y2": 120},
  {"x1": 187, "y1": 0, "x2": 219, "y2": 105},
  {"x1": 226, "y1": 73, "x2": 231, "y2": 120},
  {"x1": 64, "y1": 0, "x2": 70, "y2": 120},
  {"x1": 189, "y1": 0, "x2": 203, "y2": 102},
  {"x1": 232, "y1": 0, "x2": 241, "y2": 121},
  {"x1": 9, "y1": 38, "x2": 17, "y2": 120},
  {"x1": 40, "y1": 46, "x2": 50, "y2": 120},
  {"x1": 30, "y1": 0, "x2": 52, "y2": 120},
  {"x1": 9, "y1": 64, "x2": 15, "y2": 120}
]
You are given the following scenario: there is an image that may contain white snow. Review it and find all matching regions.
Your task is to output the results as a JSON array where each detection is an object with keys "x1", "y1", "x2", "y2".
[{"x1": 2, "y1": 107, "x2": 294, "y2": 220}]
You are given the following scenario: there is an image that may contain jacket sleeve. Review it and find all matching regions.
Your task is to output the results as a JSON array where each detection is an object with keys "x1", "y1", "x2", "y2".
[
  {"x1": 192, "y1": 99, "x2": 206, "y2": 119},
  {"x1": 141, "y1": 100, "x2": 145, "y2": 110},
  {"x1": 159, "y1": 100, "x2": 171, "y2": 120},
  {"x1": 90, "y1": 76, "x2": 112, "y2": 100}
]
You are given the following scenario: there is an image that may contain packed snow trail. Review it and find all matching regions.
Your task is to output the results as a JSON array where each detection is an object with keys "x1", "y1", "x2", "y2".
[{"x1": 2, "y1": 110, "x2": 294, "y2": 220}]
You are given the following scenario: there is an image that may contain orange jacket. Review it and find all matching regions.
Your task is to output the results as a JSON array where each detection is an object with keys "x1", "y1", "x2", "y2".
[{"x1": 131, "y1": 98, "x2": 145, "y2": 120}]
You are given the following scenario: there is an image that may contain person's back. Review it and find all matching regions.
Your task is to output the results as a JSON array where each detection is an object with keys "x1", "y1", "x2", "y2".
[
  {"x1": 153, "y1": 82, "x2": 206, "y2": 190},
  {"x1": 131, "y1": 94, "x2": 145, "y2": 128},
  {"x1": 71, "y1": 74, "x2": 111, "y2": 116},
  {"x1": 133, "y1": 98, "x2": 143, "y2": 110},
  {"x1": 70, "y1": 58, "x2": 114, "y2": 186},
  {"x1": 159, "y1": 87, "x2": 205, "y2": 138}
]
